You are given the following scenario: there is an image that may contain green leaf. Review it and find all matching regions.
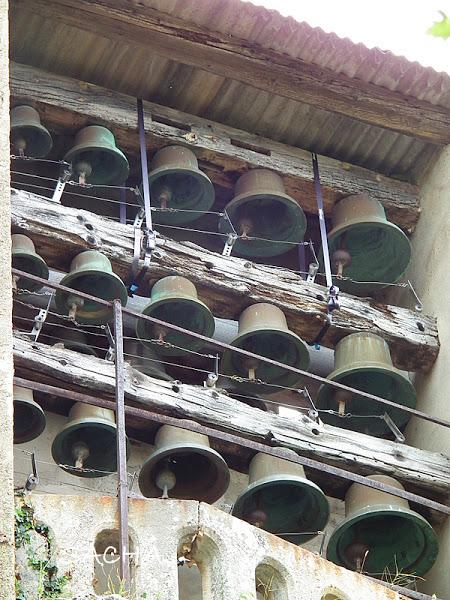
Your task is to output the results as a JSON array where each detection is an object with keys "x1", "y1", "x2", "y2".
[{"x1": 427, "y1": 11, "x2": 450, "y2": 39}]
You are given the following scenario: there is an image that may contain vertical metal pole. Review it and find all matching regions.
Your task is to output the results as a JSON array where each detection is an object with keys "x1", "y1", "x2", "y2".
[{"x1": 113, "y1": 299, "x2": 130, "y2": 587}]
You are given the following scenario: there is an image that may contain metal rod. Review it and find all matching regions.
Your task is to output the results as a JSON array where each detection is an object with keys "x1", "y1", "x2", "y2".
[
  {"x1": 312, "y1": 154, "x2": 332, "y2": 288},
  {"x1": 13, "y1": 376, "x2": 450, "y2": 517},
  {"x1": 137, "y1": 98, "x2": 153, "y2": 232},
  {"x1": 113, "y1": 300, "x2": 130, "y2": 587},
  {"x1": 12, "y1": 267, "x2": 450, "y2": 430}
]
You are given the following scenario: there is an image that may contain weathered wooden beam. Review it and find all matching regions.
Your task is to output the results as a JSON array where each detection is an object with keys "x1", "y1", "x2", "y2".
[
  {"x1": 11, "y1": 0, "x2": 450, "y2": 146},
  {"x1": 10, "y1": 62, "x2": 421, "y2": 231},
  {"x1": 11, "y1": 188, "x2": 439, "y2": 372},
  {"x1": 12, "y1": 336, "x2": 450, "y2": 523}
]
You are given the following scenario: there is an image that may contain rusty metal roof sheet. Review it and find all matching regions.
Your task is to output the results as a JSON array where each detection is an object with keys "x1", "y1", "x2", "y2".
[{"x1": 10, "y1": 0, "x2": 448, "y2": 182}]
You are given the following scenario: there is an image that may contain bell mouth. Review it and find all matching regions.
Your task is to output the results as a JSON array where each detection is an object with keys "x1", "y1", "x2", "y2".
[
  {"x1": 324, "y1": 220, "x2": 411, "y2": 295},
  {"x1": 51, "y1": 420, "x2": 125, "y2": 478},
  {"x1": 327, "y1": 506, "x2": 439, "y2": 577},
  {"x1": 13, "y1": 400, "x2": 46, "y2": 444},
  {"x1": 11, "y1": 125, "x2": 53, "y2": 158},
  {"x1": 138, "y1": 442, "x2": 230, "y2": 503},
  {"x1": 232, "y1": 475, "x2": 329, "y2": 544},
  {"x1": 221, "y1": 329, "x2": 310, "y2": 395},
  {"x1": 219, "y1": 192, "x2": 307, "y2": 258},
  {"x1": 147, "y1": 167, "x2": 214, "y2": 225},
  {"x1": 55, "y1": 270, "x2": 128, "y2": 325},
  {"x1": 137, "y1": 297, "x2": 215, "y2": 356},
  {"x1": 12, "y1": 253, "x2": 49, "y2": 292},
  {"x1": 316, "y1": 366, "x2": 416, "y2": 436},
  {"x1": 64, "y1": 144, "x2": 129, "y2": 185}
]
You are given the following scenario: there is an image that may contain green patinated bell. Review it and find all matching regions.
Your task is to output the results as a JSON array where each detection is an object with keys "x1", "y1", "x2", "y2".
[
  {"x1": 13, "y1": 386, "x2": 46, "y2": 444},
  {"x1": 136, "y1": 276, "x2": 215, "y2": 356},
  {"x1": 11, "y1": 105, "x2": 53, "y2": 158},
  {"x1": 327, "y1": 474, "x2": 439, "y2": 578},
  {"x1": 64, "y1": 126, "x2": 129, "y2": 185},
  {"x1": 55, "y1": 250, "x2": 128, "y2": 325},
  {"x1": 322, "y1": 194, "x2": 411, "y2": 296},
  {"x1": 232, "y1": 451, "x2": 329, "y2": 544},
  {"x1": 218, "y1": 169, "x2": 307, "y2": 257},
  {"x1": 51, "y1": 403, "x2": 129, "y2": 478},
  {"x1": 138, "y1": 423, "x2": 230, "y2": 502},
  {"x1": 144, "y1": 146, "x2": 215, "y2": 225},
  {"x1": 221, "y1": 303, "x2": 310, "y2": 395},
  {"x1": 12, "y1": 234, "x2": 49, "y2": 292},
  {"x1": 316, "y1": 332, "x2": 416, "y2": 436}
]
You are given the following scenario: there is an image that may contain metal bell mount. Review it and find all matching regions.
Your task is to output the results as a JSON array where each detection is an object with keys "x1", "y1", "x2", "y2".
[
  {"x1": 12, "y1": 234, "x2": 49, "y2": 292},
  {"x1": 51, "y1": 402, "x2": 128, "y2": 477},
  {"x1": 218, "y1": 169, "x2": 307, "y2": 257},
  {"x1": 232, "y1": 450, "x2": 329, "y2": 544},
  {"x1": 324, "y1": 194, "x2": 412, "y2": 296},
  {"x1": 138, "y1": 422, "x2": 230, "y2": 502},
  {"x1": 316, "y1": 332, "x2": 416, "y2": 436},
  {"x1": 64, "y1": 125, "x2": 129, "y2": 185},
  {"x1": 136, "y1": 275, "x2": 215, "y2": 356},
  {"x1": 143, "y1": 145, "x2": 215, "y2": 224},
  {"x1": 326, "y1": 474, "x2": 439, "y2": 577},
  {"x1": 10, "y1": 105, "x2": 53, "y2": 158},
  {"x1": 13, "y1": 386, "x2": 46, "y2": 444},
  {"x1": 221, "y1": 303, "x2": 310, "y2": 394},
  {"x1": 55, "y1": 250, "x2": 128, "y2": 324}
]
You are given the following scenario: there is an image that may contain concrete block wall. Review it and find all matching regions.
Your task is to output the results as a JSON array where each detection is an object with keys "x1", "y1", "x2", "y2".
[{"x1": 20, "y1": 494, "x2": 399, "y2": 600}]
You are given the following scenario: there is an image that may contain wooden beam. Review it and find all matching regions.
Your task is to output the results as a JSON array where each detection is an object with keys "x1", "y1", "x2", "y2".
[
  {"x1": 12, "y1": 336, "x2": 450, "y2": 523},
  {"x1": 11, "y1": 0, "x2": 450, "y2": 145},
  {"x1": 11, "y1": 188, "x2": 439, "y2": 372},
  {"x1": 10, "y1": 62, "x2": 421, "y2": 232}
]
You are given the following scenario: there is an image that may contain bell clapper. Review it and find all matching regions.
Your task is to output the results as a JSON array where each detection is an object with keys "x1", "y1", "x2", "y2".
[
  {"x1": 158, "y1": 185, "x2": 173, "y2": 211},
  {"x1": 238, "y1": 217, "x2": 253, "y2": 239},
  {"x1": 345, "y1": 540, "x2": 370, "y2": 573},
  {"x1": 244, "y1": 357, "x2": 260, "y2": 381},
  {"x1": 67, "y1": 296, "x2": 85, "y2": 321},
  {"x1": 247, "y1": 508, "x2": 268, "y2": 529},
  {"x1": 75, "y1": 161, "x2": 93, "y2": 186},
  {"x1": 335, "y1": 390, "x2": 352, "y2": 416},
  {"x1": 332, "y1": 249, "x2": 352, "y2": 278},
  {"x1": 154, "y1": 325, "x2": 168, "y2": 345},
  {"x1": 156, "y1": 466, "x2": 177, "y2": 499},
  {"x1": 71, "y1": 440, "x2": 90, "y2": 470},
  {"x1": 14, "y1": 137, "x2": 27, "y2": 158}
]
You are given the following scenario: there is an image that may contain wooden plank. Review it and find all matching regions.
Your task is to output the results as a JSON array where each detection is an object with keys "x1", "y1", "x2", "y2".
[
  {"x1": 11, "y1": 188, "x2": 439, "y2": 372},
  {"x1": 10, "y1": 62, "x2": 421, "y2": 232},
  {"x1": 11, "y1": 0, "x2": 450, "y2": 146},
  {"x1": 12, "y1": 336, "x2": 450, "y2": 523}
]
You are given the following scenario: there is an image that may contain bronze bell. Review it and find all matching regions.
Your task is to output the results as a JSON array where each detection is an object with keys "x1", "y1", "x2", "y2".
[
  {"x1": 12, "y1": 234, "x2": 49, "y2": 292},
  {"x1": 232, "y1": 451, "x2": 329, "y2": 544},
  {"x1": 221, "y1": 303, "x2": 310, "y2": 395},
  {"x1": 327, "y1": 474, "x2": 439, "y2": 577},
  {"x1": 136, "y1": 276, "x2": 215, "y2": 356},
  {"x1": 13, "y1": 386, "x2": 46, "y2": 444},
  {"x1": 51, "y1": 403, "x2": 128, "y2": 478},
  {"x1": 324, "y1": 194, "x2": 412, "y2": 295},
  {"x1": 138, "y1": 423, "x2": 230, "y2": 502},
  {"x1": 52, "y1": 329, "x2": 98, "y2": 356},
  {"x1": 218, "y1": 169, "x2": 307, "y2": 257},
  {"x1": 316, "y1": 332, "x2": 416, "y2": 436},
  {"x1": 64, "y1": 126, "x2": 129, "y2": 185},
  {"x1": 124, "y1": 339, "x2": 172, "y2": 381},
  {"x1": 145, "y1": 145, "x2": 215, "y2": 224},
  {"x1": 55, "y1": 250, "x2": 128, "y2": 324},
  {"x1": 10, "y1": 105, "x2": 53, "y2": 158}
]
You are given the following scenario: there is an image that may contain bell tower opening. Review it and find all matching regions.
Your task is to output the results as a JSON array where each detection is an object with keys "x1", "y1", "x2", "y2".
[{"x1": 93, "y1": 529, "x2": 134, "y2": 596}]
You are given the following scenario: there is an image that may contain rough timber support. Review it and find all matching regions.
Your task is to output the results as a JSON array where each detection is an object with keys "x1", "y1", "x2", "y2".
[
  {"x1": 10, "y1": 62, "x2": 421, "y2": 231},
  {"x1": 11, "y1": 0, "x2": 450, "y2": 146},
  {"x1": 0, "y1": 2, "x2": 14, "y2": 600},
  {"x1": 12, "y1": 337, "x2": 450, "y2": 525},
  {"x1": 11, "y1": 188, "x2": 439, "y2": 372}
]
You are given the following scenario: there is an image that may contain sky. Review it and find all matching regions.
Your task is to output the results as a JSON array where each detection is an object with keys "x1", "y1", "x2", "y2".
[{"x1": 249, "y1": 0, "x2": 450, "y2": 74}]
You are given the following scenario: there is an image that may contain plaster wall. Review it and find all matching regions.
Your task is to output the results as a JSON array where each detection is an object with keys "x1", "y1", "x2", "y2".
[{"x1": 388, "y1": 145, "x2": 450, "y2": 598}]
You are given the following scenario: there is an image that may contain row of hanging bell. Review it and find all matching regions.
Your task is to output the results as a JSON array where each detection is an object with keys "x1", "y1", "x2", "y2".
[
  {"x1": 12, "y1": 234, "x2": 49, "y2": 292},
  {"x1": 11, "y1": 105, "x2": 129, "y2": 185},
  {"x1": 316, "y1": 332, "x2": 416, "y2": 437}
]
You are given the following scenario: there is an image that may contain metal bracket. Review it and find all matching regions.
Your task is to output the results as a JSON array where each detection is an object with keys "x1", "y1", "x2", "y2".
[
  {"x1": 105, "y1": 324, "x2": 115, "y2": 362},
  {"x1": 306, "y1": 262, "x2": 319, "y2": 283},
  {"x1": 301, "y1": 387, "x2": 320, "y2": 423},
  {"x1": 383, "y1": 412, "x2": 406, "y2": 443},
  {"x1": 25, "y1": 453, "x2": 39, "y2": 491},
  {"x1": 222, "y1": 233, "x2": 237, "y2": 257},
  {"x1": 327, "y1": 284, "x2": 340, "y2": 313},
  {"x1": 51, "y1": 166, "x2": 73, "y2": 203},
  {"x1": 204, "y1": 354, "x2": 219, "y2": 388},
  {"x1": 30, "y1": 293, "x2": 53, "y2": 341}
]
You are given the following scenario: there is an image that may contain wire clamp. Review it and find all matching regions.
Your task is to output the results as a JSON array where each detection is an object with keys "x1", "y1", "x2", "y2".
[
  {"x1": 105, "y1": 324, "x2": 116, "y2": 362},
  {"x1": 30, "y1": 292, "x2": 53, "y2": 341},
  {"x1": 306, "y1": 262, "x2": 319, "y2": 283},
  {"x1": 222, "y1": 233, "x2": 237, "y2": 257},
  {"x1": 51, "y1": 165, "x2": 73, "y2": 203},
  {"x1": 204, "y1": 354, "x2": 219, "y2": 388}
]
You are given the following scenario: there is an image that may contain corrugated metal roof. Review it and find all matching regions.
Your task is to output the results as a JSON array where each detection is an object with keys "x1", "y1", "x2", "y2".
[{"x1": 10, "y1": 0, "x2": 448, "y2": 182}]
